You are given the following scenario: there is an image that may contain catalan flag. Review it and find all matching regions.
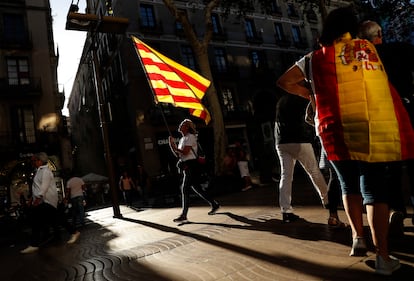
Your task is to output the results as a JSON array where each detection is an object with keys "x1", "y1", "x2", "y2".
[{"x1": 131, "y1": 36, "x2": 211, "y2": 124}]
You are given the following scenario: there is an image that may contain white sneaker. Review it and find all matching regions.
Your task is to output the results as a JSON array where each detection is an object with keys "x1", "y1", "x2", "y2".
[
  {"x1": 349, "y1": 237, "x2": 367, "y2": 256},
  {"x1": 375, "y1": 255, "x2": 401, "y2": 276},
  {"x1": 67, "y1": 231, "x2": 80, "y2": 244},
  {"x1": 20, "y1": 246, "x2": 39, "y2": 254}
]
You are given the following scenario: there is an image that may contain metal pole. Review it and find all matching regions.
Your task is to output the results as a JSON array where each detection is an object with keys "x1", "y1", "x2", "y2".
[{"x1": 91, "y1": 37, "x2": 122, "y2": 218}]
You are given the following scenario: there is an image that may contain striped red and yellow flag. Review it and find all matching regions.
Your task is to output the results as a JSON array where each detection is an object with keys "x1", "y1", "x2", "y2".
[{"x1": 132, "y1": 36, "x2": 211, "y2": 124}]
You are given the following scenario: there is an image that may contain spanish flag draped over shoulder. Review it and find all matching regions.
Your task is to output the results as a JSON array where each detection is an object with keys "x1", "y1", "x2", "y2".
[
  {"x1": 312, "y1": 33, "x2": 414, "y2": 162},
  {"x1": 131, "y1": 36, "x2": 211, "y2": 124}
]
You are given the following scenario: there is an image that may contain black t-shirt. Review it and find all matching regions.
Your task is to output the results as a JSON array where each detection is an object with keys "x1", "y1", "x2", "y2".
[{"x1": 274, "y1": 94, "x2": 315, "y2": 144}]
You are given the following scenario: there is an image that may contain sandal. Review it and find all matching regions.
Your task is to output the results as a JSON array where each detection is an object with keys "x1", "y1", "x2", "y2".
[{"x1": 328, "y1": 216, "x2": 348, "y2": 228}]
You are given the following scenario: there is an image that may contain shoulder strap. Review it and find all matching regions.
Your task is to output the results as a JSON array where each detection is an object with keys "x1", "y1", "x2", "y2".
[
  {"x1": 191, "y1": 147, "x2": 198, "y2": 158},
  {"x1": 191, "y1": 142, "x2": 204, "y2": 158},
  {"x1": 304, "y1": 55, "x2": 312, "y2": 86}
]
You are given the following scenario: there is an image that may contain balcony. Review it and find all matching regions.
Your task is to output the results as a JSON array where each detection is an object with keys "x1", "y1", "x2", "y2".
[{"x1": 0, "y1": 77, "x2": 42, "y2": 98}]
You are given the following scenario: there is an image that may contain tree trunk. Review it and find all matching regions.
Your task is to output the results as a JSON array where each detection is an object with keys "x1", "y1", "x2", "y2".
[
  {"x1": 162, "y1": 0, "x2": 227, "y2": 174},
  {"x1": 196, "y1": 51, "x2": 227, "y2": 174}
]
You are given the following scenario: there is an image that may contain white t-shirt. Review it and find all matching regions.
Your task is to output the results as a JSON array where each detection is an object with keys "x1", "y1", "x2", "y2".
[
  {"x1": 66, "y1": 177, "x2": 85, "y2": 198},
  {"x1": 295, "y1": 53, "x2": 316, "y2": 94},
  {"x1": 178, "y1": 133, "x2": 197, "y2": 161}
]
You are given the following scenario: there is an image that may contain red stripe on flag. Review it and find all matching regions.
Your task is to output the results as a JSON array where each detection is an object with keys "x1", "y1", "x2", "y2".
[
  {"x1": 133, "y1": 37, "x2": 211, "y2": 124},
  {"x1": 169, "y1": 66, "x2": 209, "y2": 92},
  {"x1": 147, "y1": 73, "x2": 189, "y2": 89}
]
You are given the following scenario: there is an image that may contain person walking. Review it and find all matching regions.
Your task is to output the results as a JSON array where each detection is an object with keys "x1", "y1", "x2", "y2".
[
  {"x1": 276, "y1": 7, "x2": 414, "y2": 275},
  {"x1": 169, "y1": 119, "x2": 220, "y2": 223},
  {"x1": 234, "y1": 140, "x2": 253, "y2": 191},
  {"x1": 358, "y1": 20, "x2": 414, "y2": 233},
  {"x1": 318, "y1": 145, "x2": 347, "y2": 228},
  {"x1": 65, "y1": 175, "x2": 85, "y2": 243},
  {"x1": 274, "y1": 94, "x2": 340, "y2": 224},
  {"x1": 21, "y1": 152, "x2": 59, "y2": 254},
  {"x1": 119, "y1": 171, "x2": 135, "y2": 207}
]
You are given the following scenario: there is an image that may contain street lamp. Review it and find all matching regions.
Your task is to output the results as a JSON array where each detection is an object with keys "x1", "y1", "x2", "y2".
[{"x1": 66, "y1": 2, "x2": 129, "y2": 218}]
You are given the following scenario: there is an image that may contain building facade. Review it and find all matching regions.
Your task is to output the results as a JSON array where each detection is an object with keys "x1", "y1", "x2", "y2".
[
  {"x1": 0, "y1": 0, "x2": 66, "y2": 208},
  {"x1": 67, "y1": 0, "x2": 348, "y2": 182}
]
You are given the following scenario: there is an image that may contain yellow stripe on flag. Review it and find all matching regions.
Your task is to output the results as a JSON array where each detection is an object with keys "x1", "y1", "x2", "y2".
[{"x1": 131, "y1": 36, "x2": 211, "y2": 124}]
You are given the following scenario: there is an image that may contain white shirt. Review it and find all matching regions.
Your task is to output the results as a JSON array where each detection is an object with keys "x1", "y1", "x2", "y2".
[
  {"x1": 66, "y1": 177, "x2": 85, "y2": 198},
  {"x1": 178, "y1": 133, "x2": 197, "y2": 161},
  {"x1": 32, "y1": 164, "x2": 58, "y2": 208}
]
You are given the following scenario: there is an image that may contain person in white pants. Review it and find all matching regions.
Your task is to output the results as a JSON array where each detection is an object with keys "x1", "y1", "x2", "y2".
[{"x1": 274, "y1": 94, "x2": 328, "y2": 223}]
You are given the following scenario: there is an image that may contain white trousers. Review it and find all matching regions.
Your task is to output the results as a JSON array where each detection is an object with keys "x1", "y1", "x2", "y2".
[
  {"x1": 276, "y1": 143, "x2": 328, "y2": 213},
  {"x1": 237, "y1": 161, "x2": 250, "y2": 178}
]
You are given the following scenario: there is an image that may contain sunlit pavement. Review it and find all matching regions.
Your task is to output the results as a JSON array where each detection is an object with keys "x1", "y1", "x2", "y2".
[{"x1": 1, "y1": 175, "x2": 413, "y2": 281}]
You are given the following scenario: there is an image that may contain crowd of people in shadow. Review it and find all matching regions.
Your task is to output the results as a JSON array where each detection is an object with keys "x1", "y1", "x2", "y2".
[{"x1": 11, "y1": 5, "x2": 414, "y2": 278}]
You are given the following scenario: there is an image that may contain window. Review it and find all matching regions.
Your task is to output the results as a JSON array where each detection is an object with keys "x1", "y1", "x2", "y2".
[
  {"x1": 2, "y1": 13, "x2": 26, "y2": 44},
  {"x1": 214, "y1": 48, "x2": 227, "y2": 73},
  {"x1": 7, "y1": 57, "x2": 29, "y2": 85},
  {"x1": 274, "y1": 23, "x2": 284, "y2": 41},
  {"x1": 140, "y1": 4, "x2": 156, "y2": 28},
  {"x1": 221, "y1": 88, "x2": 235, "y2": 112},
  {"x1": 11, "y1": 106, "x2": 36, "y2": 144},
  {"x1": 291, "y1": 26, "x2": 301, "y2": 43},
  {"x1": 211, "y1": 14, "x2": 222, "y2": 34},
  {"x1": 244, "y1": 19, "x2": 256, "y2": 38},
  {"x1": 181, "y1": 46, "x2": 196, "y2": 70}
]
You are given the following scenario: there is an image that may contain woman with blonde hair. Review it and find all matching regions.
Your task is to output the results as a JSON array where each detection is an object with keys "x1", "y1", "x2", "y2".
[{"x1": 169, "y1": 119, "x2": 219, "y2": 223}]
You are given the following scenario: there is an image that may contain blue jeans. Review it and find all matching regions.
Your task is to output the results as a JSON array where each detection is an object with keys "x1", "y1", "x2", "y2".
[
  {"x1": 330, "y1": 160, "x2": 390, "y2": 205},
  {"x1": 70, "y1": 196, "x2": 85, "y2": 226}
]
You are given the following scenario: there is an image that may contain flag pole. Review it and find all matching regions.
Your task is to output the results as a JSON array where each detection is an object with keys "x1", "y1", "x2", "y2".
[{"x1": 131, "y1": 36, "x2": 173, "y2": 137}]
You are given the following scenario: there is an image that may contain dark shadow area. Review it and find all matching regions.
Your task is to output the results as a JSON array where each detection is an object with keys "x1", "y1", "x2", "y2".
[{"x1": 0, "y1": 220, "x2": 172, "y2": 281}]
